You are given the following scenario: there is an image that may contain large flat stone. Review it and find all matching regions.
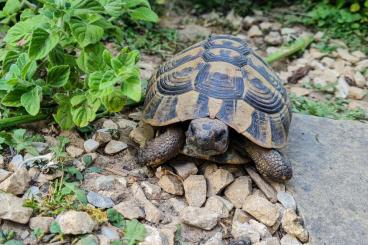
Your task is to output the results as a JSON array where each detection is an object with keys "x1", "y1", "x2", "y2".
[{"x1": 285, "y1": 114, "x2": 368, "y2": 244}]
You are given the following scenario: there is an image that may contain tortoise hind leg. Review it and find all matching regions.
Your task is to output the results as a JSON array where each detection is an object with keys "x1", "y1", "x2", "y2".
[
  {"x1": 243, "y1": 141, "x2": 292, "y2": 182},
  {"x1": 138, "y1": 127, "x2": 185, "y2": 167}
]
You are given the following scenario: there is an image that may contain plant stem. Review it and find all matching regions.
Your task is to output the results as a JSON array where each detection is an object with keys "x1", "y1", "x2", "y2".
[
  {"x1": 0, "y1": 113, "x2": 49, "y2": 130},
  {"x1": 265, "y1": 35, "x2": 314, "y2": 64}
]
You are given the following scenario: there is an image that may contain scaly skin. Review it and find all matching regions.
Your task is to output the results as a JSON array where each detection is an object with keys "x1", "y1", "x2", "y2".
[
  {"x1": 243, "y1": 141, "x2": 293, "y2": 182},
  {"x1": 138, "y1": 127, "x2": 185, "y2": 167}
]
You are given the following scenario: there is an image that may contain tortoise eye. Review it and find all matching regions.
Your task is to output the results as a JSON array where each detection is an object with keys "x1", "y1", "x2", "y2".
[{"x1": 215, "y1": 130, "x2": 226, "y2": 141}]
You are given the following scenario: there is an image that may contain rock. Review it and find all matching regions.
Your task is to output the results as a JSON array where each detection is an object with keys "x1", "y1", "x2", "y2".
[
  {"x1": 0, "y1": 168, "x2": 30, "y2": 195},
  {"x1": 354, "y1": 71, "x2": 366, "y2": 88},
  {"x1": 84, "y1": 139, "x2": 100, "y2": 153},
  {"x1": 281, "y1": 27, "x2": 296, "y2": 35},
  {"x1": 348, "y1": 86, "x2": 366, "y2": 100},
  {"x1": 290, "y1": 87, "x2": 311, "y2": 97},
  {"x1": 248, "y1": 25, "x2": 263, "y2": 37},
  {"x1": 245, "y1": 167, "x2": 277, "y2": 203},
  {"x1": 204, "y1": 232, "x2": 224, "y2": 245},
  {"x1": 114, "y1": 200, "x2": 144, "y2": 220},
  {"x1": 144, "y1": 199, "x2": 163, "y2": 224},
  {"x1": 128, "y1": 111, "x2": 142, "y2": 121},
  {"x1": 356, "y1": 59, "x2": 368, "y2": 72},
  {"x1": 139, "y1": 225, "x2": 168, "y2": 245},
  {"x1": 280, "y1": 235, "x2": 302, "y2": 245},
  {"x1": 320, "y1": 57, "x2": 335, "y2": 68},
  {"x1": 23, "y1": 186, "x2": 42, "y2": 201},
  {"x1": 277, "y1": 192, "x2": 296, "y2": 210},
  {"x1": 158, "y1": 174, "x2": 184, "y2": 195},
  {"x1": 206, "y1": 169, "x2": 234, "y2": 197},
  {"x1": 224, "y1": 176, "x2": 252, "y2": 208},
  {"x1": 87, "y1": 191, "x2": 114, "y2": 209},
  {"x1": 103, "y1": 119, "x2": 118, "y2": 129},
  {"x1": 181, "y1": 206, "x2": 219, "y2": 230},
  {"x1": 183, "y1": 175, "x2": 206, "y2": 207},
  {"x1": 0, "y1": 169, "x2": 11, "y2": 182},
  {"x1": 0, "y1": 192, "x2": 33, "y2": 224},
  {"x1": 264, "y1": 31, "x2": 282, "y2": 45},
  {"x1": 129, "y1": 123, "x2": 154, "y2": 147},
  {"x1": 321, "y1": 68, "x2": 339, "y2": 83},
  {"x1": 0, "y1": 155, "x2": 4, "y2": 168},
  {"x1": 233, "y1": 208, "x2": 251, "y2": 224},
  {"x1": 243, "y1": 16, "x2": 256, "y2": 28},
  {"x1": 141, "y1": 181, "x2": 162, "y2": 200},
  {"x1": 8, "y1": 154, "x2": 24, "y2": 171},
  {"x1": 104, "y1": 140, "x2": 128, "y2": 154},
  {"x1": 29, "y1": 216, "x2": 54, "y2": 233},
  {"x1": 282, "y1": 209, "x2": 309, "y2": 242},
  {"x1": 169, "y1": 197, "x2": 187, "y2": 214},
  {"x1": 254, "y1": 237, "x2": 280, "y2": 245},
  {"x1": 348, "y1": 100, "x2": 368, "y2": 111},
  {"x1": 335, "y1": 76, "x2": 350, "y2": 98},
  {"x1": 337, "y1": 48, "x2": 360, "y2": 63},
  {"x1": 95, "y1": 175, "x2": 117, "y2": 190},
  {"x1": 66, "y1": 145, "x2": 84, "y2": 158},
  {"x1": 100, "y1": 226, "x2": 120, "y2": 241},
  {"x1": 231, "y1": 221, "x2": 260, "y2": 243},
  {"x1": 56, "y1": 211, "x2": 96, "y2": 235},
  {"x1": 205, "y1": 195, "x2": 233, "y2": 218},
  {"x1": 226, "y1": 10, "x2": 243, "y2": 29},
  {"x1": 1, "y1": 221, "x2": 30, "y2": 240},
  {"x1": 249, "y1": 219, "x2": 272, "y2": 240},
  {"x1": 170, "y1": 161, "x2": 198, "y2": 179},
  {"x1": 117, "y1": 118, "x2": 137, "y2": 131},
  {"x1": 259, "y1": 22, "x2": 272, "y2": 31},
  {"x1": 94, "y1": 129, "x2": 112, "y2": 144},
  {"x1": 352, "y1": 50, "x2": 365, "y2": 59},
  {"x1": 242, "y1": 195, "x2": 280, "y2": 226},
  {"x1": 76, "y1": 234, "x2": 99, "y2": 245},
  {"x1": 178, "y1": 24, "x2": 210, "y2": 43}
]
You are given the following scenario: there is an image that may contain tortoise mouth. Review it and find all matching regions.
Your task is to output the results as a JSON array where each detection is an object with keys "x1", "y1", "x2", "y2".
[{"x1": 184, "y1": 118, "x2": 229, "y2": 156}]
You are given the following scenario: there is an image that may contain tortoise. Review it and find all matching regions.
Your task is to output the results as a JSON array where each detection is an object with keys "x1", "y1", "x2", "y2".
[{"x1": 137, "y1": 34, "x2": 293, "y2": 182}]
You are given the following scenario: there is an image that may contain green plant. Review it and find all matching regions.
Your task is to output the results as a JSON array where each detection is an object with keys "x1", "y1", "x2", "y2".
[
  {"x1": 49, "y1": 136, "x2": 70, "y2": 162},
  {"x1": 0, "y1": 230, "x2": 16, "y2": 244},
  {"x1": 107, "y1": 208, "x2": 125, "y2": 228},
  {"x1": 0, "y1": 0, "x2": 158, "y2": 129},
  {"x1": 31, "y1": 228, "x2": 45, "y2": 242},
  {"x1": 123, "y1": 219, "x2": 147, "y2": 245},
  {"x1": 0, "y1": 128, "x2": 43, "y2": 155}
]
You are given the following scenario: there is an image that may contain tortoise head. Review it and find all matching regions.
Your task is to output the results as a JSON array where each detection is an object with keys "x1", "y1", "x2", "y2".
[{"x1": 184, "y1": 118, "x2": 229, "y2": 157}]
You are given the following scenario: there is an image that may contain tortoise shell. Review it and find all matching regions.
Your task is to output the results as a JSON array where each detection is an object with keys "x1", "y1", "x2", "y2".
[{"x1": 142, "y1": 34, "x2": 292, "y2": 149}]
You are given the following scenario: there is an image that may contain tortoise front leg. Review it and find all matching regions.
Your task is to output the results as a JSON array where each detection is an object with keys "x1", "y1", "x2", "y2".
[
  {"x1": 138, "y1": 127, "x2": 185, "y2": 167},
  {"x1": 243, "y1": 141, "x2": 293, "y2": 182}
]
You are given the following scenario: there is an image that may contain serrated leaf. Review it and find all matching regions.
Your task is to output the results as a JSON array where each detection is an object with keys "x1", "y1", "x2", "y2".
[
  {"x1": 102, "y1": 49, "x2": 112, "y2": 67},
  {"x1": 70, "y1": 18, "x2": 104, "y2": 47},
  {"x1": 107, "y1": 208, "x2": 125, "y2": 228},
  {"x1": 125, "y1": 0, "x2": 150, "y2": 8},
  {"x1": 122, "y1": 77, "x2": 141, "y2": 102},
  {"x1": 3, "y1": 0, "x2": 21, "y2": 15},
  {"x1": 2, "y1": 50, "x2": 19, "y2": 73},
  {"x1": 130, "y1": 7, "x2": 158, "y2": 22},
  {"x1": 76, "y1": 43, "x2": 105, "y2": 73},
  {"x1": 47, "y1": 65, "x2": 70, "y2": 88},
  {"x1": 71, "y1": 0, "x2": 104, "y2": 15},
  {"x1": 71, "y1": 96, "x2": 101, "y2": 127},
  {"x1": 54, "y1": 100, "x2": 75, "y2": 130},
  {"x1": 1, "y1": 88, "x2": 27, "y2": 107},
  {"x1": 102, "y1": 89, "x2": 126, "y2": 112},
  {"x1": 21, "y1": 86, "x2": 42, "y2": 115},
  {"x1": 350, "y1": 3, "x2": 360, "y2": 12},
  {"x1": 29, "y1": 28, "x2": 60, "y2": 60},
  {"x1": 99, "y1": 0, "x2": 123, "y2": 17},
  {"x1": 124, "y1": 219, "x2": 147, "y2": 245}
]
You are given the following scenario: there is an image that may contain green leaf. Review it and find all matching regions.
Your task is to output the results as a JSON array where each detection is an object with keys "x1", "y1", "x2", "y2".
[
  {"x1": 71, "y1": 0, "x2": 104, "y2": 15},
  {"x1": 50, "y1": 221, "x2": 61, "y2": 234},
  {"x1": 70, "y1": 18, "x2": 104, "y2": 48},
  {"x1": 4, "y1": 240, "x2": 23, "y2": 245},
  {"x1": 122, "y1": 76, "x2": 141, "y2": 102},
  {"x1": 102, "y1": 89, "x2": 126, "y2": 112},
  {"x1": 47, "y1": 65, "x2": 70, "y2": 88},
  {"x1": 21, "y1": 86, "x2": 42, "y2": 115},
  {"x1": 350, "y1": 3, "x2": 361, "y2": 12},
  {"x1": 70, "y1": 95, "x2": 101, "y2": 127},
  {"x1": 3, "y1": 0, "x2": 21, "y2": 15},
  {"x1": 74, "y1": 188, "x2": 88, "y2": 204},
  {"x1": 29, "y1": 28, "x2": 60, "y2": 60},
  {"x1": 2, "y1": 50, "x2": 18, "y2": 73},
  {"x1": 53, "y1": 94, "x2": 75, "y2": 129},
  {"x1": 1, "y1": 88, "x2": 27, "y2": 107},
  {"x1": 130, "y1": 7, "x2": 158, "y2": 22},
  {"x1": 125, "y1": 0, "x2": 150, "y2": 8},
  {"x1": 99, "y1": 0, "x2": 123, "y2": 17},
  {"x1": 77, "y1": 43, "x2": 105, "y2": 73},
  {"x1": 107, "y1": 208, "x2": 125, "y2": 228},
  {"x1": 124, "y1": 219, "x2": 147, "y2": 245}
]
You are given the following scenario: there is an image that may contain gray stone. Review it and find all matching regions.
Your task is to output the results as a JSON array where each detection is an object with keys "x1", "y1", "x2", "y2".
[
  {"x1": 66, "y1": 145, "x2": 84, "y2": 158},
  {"x1": 178, "y1": 24, "x2": 210, "y2": 43},
  {"x1": 285, "y1": 114, "x2": 368, "y2": 244},
  {"x1": 249, "y1": 219, "x2": 272, "y2": 240},
  {"x1": 0, "y1": 192, "x2": 33, "y2": 224},
  {"x1": 114, "y1": 200, "x2": 144, "y2": 220},
  {"x1": 22, "y1": 186, "x2": 42, "y2": 201},
  {"x1": 158, "y1": 174, "x2": 183, "y2": 195},
  {"x1": 224, "y1": 176, "x2": 252, "y2": 208},
  {"x1": 0, "y1": 169, "x2": 11, "y2": 182},
  {"x1": 100, "y1": 226, "x2": 120, "y2": 241},
  {"x1": 0, "y1": 168, "x2": 31, "y2": 195},
  {"x1": 84, "y1": 139, "x2": 100, "y2": 153},
  {"x1": 29, "y1": 216, "x2": 54, "y2": 233},
  {"x1": 242, "y1": 195, "x2": 280, "y2": 226},
  {"x1": 277, "y1": 192, "x2": 296, "y2": 211},
  {"x1": 206, "y1": 169, "x2": 234, "y2": 197},
  {"x1": 56, "y1": 211, "x2": 96, "y2": 235},
  {"x1": 0, "y1": 155, "x2": 4, "y2": 168},
  {"x1": 264, "y1": 31, "x2": 282, "y2": 45},
  {"x1": 117, "y1": 118, "x2": 137, "y2": 131},
  {"x1": 95, "y1": 175, "x2": 116, "y2": 190},
  {"x1": 280, "y1": 235, "x2": 301, "y2": 245},
  {"x1": 129, "y1": 123, "x2": 154, "y2": 147},
  {"x1": 281, "y1": 209, "x2": 308, "y2": 243},
  {"x1": 203, "y1": 232, "x2": 224, "y2": 245},
  {"x1": 170, "y1": 161, "x2": 198, "y2": 179},
  {"x1": 141, "y1": 181, "x2": 162, "y2": 200},
  {"x1": 9, "y1": 154, "x2": 24, "y2": 171},
  {"x1": 94, "y1": 129, "x2": 112, "y2": 144},
  {"x1": 254, "y1": 237, "x2": 280, "y2": 245},
  {"x1": 183, "y1": 175, "x2": 206, "y2": 207},
  {"x1": 231, "y1": 221, "x2": 260, "y2": 243},
  {"x1": 248, "y1": 25, "x2": 263, "y2": 37},
  {"x1": 181, "y1": 206, "x2": 219, "y2": 230},
  {"x1": 87, "y1": 191, "x2": 114, "y2": 209},
  {"x1": 139, "y1": 225, "x2": 169, "y2": 245},
  {"x1": 205, "y1": 195, "x2": 233, "y2": 218},
  {"x1": 102, "y1": 119, "x2": 118, "y2": 129},
  {"x1": 104, "y1": 140, "x2": 128, "y2": 154}
]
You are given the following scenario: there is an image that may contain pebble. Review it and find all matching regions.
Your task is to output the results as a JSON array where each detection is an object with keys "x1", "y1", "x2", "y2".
[
  {"x1": 224, "y1": 176, "x2": 252, "y2": 208},
  {"x1": 170, "y1": 161, "x2": 198, "y2": 179},
  {"x1": 100, "y1": 226, "x2": 120, "y2": 241},
  {"x1": 114, "y1": 200, "x2": 145, "y2": 220},
  {"x1": 103, "y1": 119, "x2": 118, "y2": 129},
  {"x1": 9, "y1": 154, "x2": 25, "y2": 171},
  {"x1": 280, "y1": 234, "x2": 302, "y2": 245},
  {"x1": 348, "y1": 86, "x2": 366, "y2": 100},
  {"x1": 66, "y1": 145, "x2": 84, "y2": 158},
  {"x1": 356, "y1": 59, "x2": 368, "y2": 71},
  {"x1": 117, "y1": 118, "x2": 137, "y2": 131},
  {"x1": 249, "y1": 219, "x2": 272, "y2": 240},
  {"x1": 0, "y1": 192, "x2": 33, "y2": 224},
  {"x1": 144, "y1": 200, "x2": 163, "y2": 224},
  {"x1": 183, "y1": 175, "x2": 207, "y2": 207},
  {"x1": 29, "y1": 216, "x2": 54, "y2": 233},
  {"x1": 337, "y1": 48, "x2": 360, "y2": 63},
  {"x1": 177, "y1": 24, "x2": 210, "y2": 42},
  {"x1": 233, "y1": 208, "x2": 251, "y2": 224},
  {"x1": 204, "y1": 232, "x2": 224, "y2": 245},
  {"x1": 141, "y1": 181, "x2": 162, "y2": 200},
  {"x1": 206, "y1": 169, "x2": 234, "y2": 197},
  {"x1": 254, "y1": 237, "x2": 281, "y2": 245},
  {"x1": 248, "y1": 25, "x2": 263, "y2": 37},
  {"x1": 243, "y1": 16, "x2": 257, "y2": 28},
  {"x1": 93, "y1": 129, "x2": 112, "y2": 144},
  {"x1": 104, "y1": 140, "x2": 128, "y2": 154},
  {"x1": 76, "y1": 234, "x2": 99, "y2": 245},
  {"x1": 181, "y1": 206, "x2": 219, "y2": 230},
  {"x1": 84, "y1": 139, "x2": 100, "y2": 153},
  {"x1": 259, "y1": 22, "x2": 273, "y2": 31},
  {"x1": 128, "y1": 111, "x2": 142, "y2": 121},
  {"x1": 87, "y1": 191, "x2": 115, "y2": 209},
  {"x1": 140, "y1": 225, "x2": 169, "y2": 245},
  {"x1": 205, "y1": 195, "x2": 233, "y2": 218},
  {"x1": 0, "y1": 155, "x2": 3, "y2": 168},
  {"x1": 290, "y1": 87, "x2": 311, "y2": 97},
  {"x1": 0, "y1": 169, "x2": 11, "y2": 182},
  {"x1": 282, "y1": 209, "x2": 309, "y2": 243},
  {"x1": 277, "y1": 192, "x2": 297, "y2": 210},
  {"x1": 0, "y1": 168, "x2": 31, "y2": 195},
  {"x1": 129, "y1": 123, "x2": 154, "y2": 147},
  {"x1": 354, "y1": 71, "x2": 366, "y2": 88},
  {"x1": 264, "y1": 31, "x2": 282, "y2": 45},
  {"x1": 335, "y1": 76, "x2": 350, "y2": 98},
  {"x1": 56, "y1": 211, "x2": 96, "y2": 235},
  {"x1": 242, "y1": 194, "x2": 280, "y2": 226},
  {"x1": 281, "y1": 27, "x2": 296, "y2": 35},
  {"x1": 231, "y1": 221, "x2": 260, "y2": 243},
  {"x1": 158, "y1": 174, "x2": 184, "y2": 195}
]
